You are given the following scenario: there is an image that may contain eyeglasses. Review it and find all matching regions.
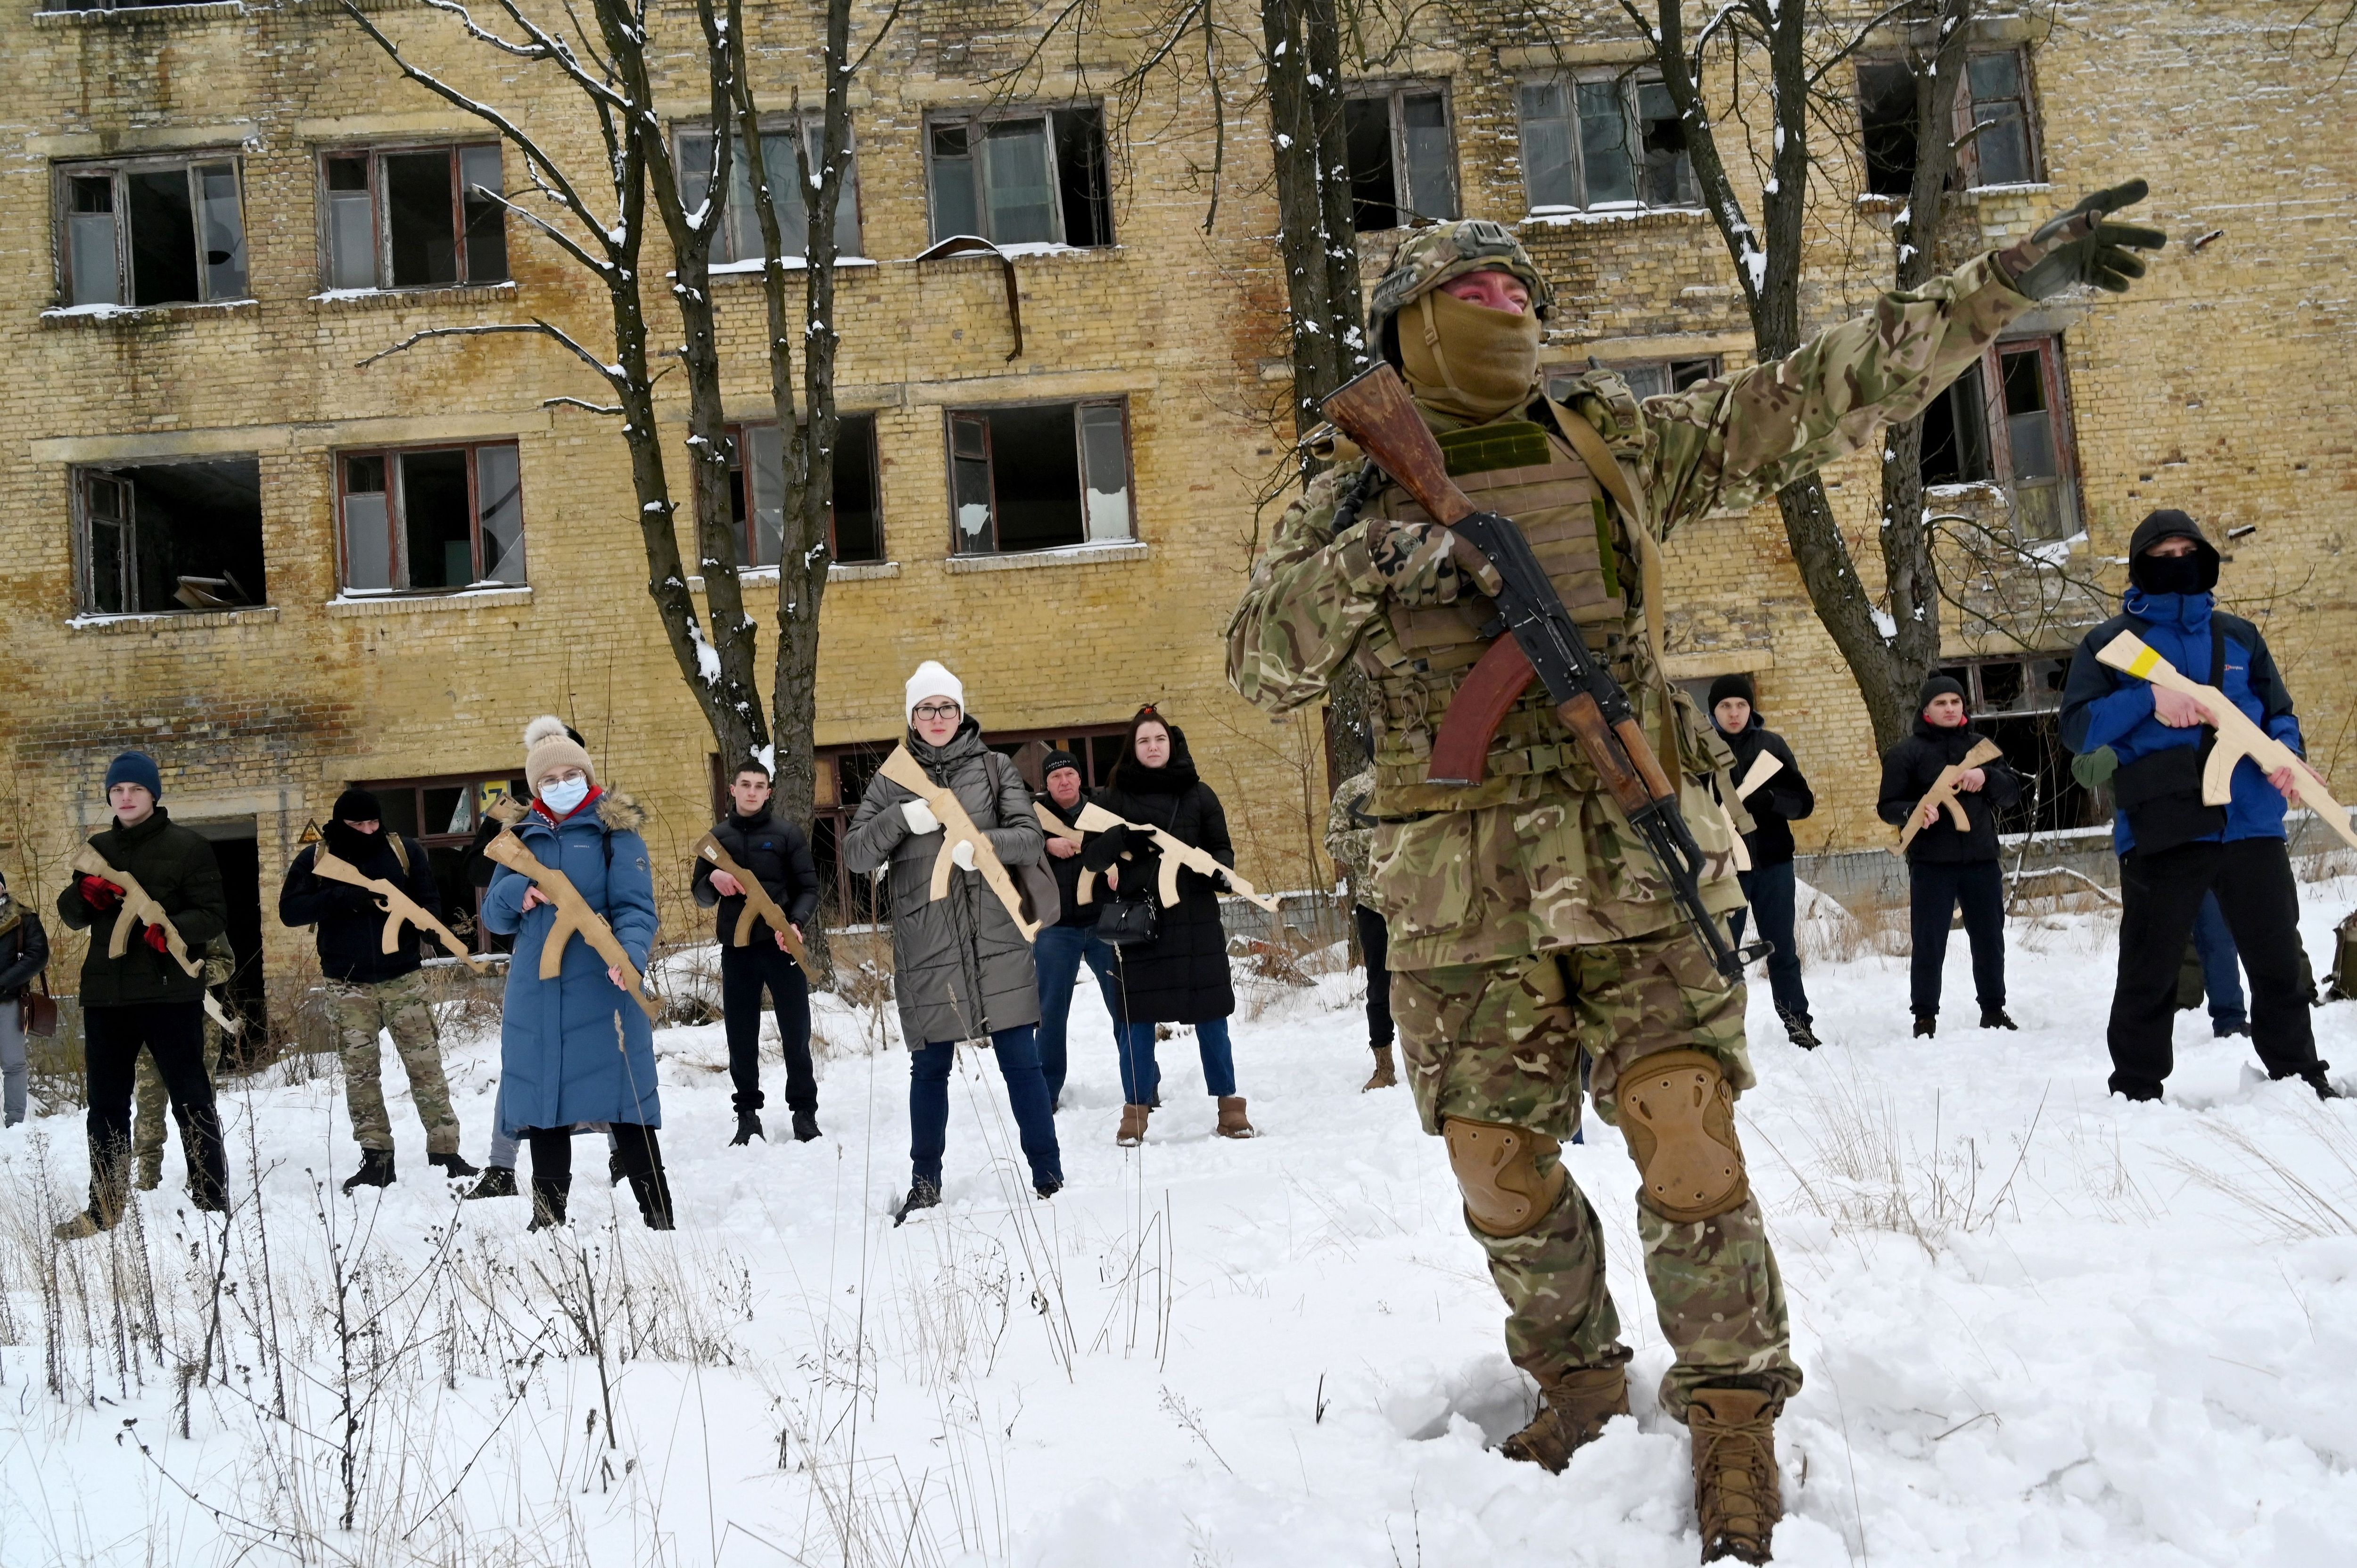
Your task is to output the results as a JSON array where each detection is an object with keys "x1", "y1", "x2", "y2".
[{"x1": 912, "y1": 702, "x2": 962, "y2": 722}]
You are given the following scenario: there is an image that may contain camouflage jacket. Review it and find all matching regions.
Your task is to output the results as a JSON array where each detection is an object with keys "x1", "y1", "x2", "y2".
[
  {"x1": 1324, "y1": 769, "x2": 1378, "y2": 901},
  {"x1": 1229, "y1": 252, "x2": 2032, "y2": 969}
]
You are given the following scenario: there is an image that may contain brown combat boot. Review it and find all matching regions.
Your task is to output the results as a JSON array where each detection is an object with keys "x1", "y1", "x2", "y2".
[
  {"x1": 1500, "y1": 1364, "x2": 1630, "y2": 1471},
  {"x1": 1362, "y1": 1047, "x2": 1399, "y2": 1091},
  {"x1": 1116, "y1": 1104, "x2": 1152, "y2": 1147},
  {"x1": 1215, "y1": 1095, "x2": 1254, "y2": 1138},
  {"x1": 1688, "y1": 1387, "x2": 1780, "y2": 1564},
  {"x1": 55, "y1": 1152, "x2": 130, "y2": 1241}
]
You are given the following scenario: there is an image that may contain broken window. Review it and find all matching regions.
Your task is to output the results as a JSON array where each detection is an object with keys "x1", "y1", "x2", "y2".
[
  {"x1": 926, "y1": 107, "x2": 1112, "y2": 247},
  {"x1": 57, "y1": 157, "x2": 248, "y2": 309},
  {"x1": 320, "y1": 145, "x2": 507, "y2": 291},
  {"x1": 75, "y1": 456, "x2": 266, "y2": 616},
  {"x1": 1919, "y1": 337, "x2": 2078, "y2": 541},
  {"x1": 1519, "y1": 75, "x2": 1696, "y2": 213},
  {"x1": 1957, "y1": 49, "x2": 2039, "y2": 188},
  {"x1": 1343, "y1": 85, "x2": 1459, "y2": 230},
  {"x1": 338, "y1": 442, "x2": 526, "y2": 592},
  {"x1": 1855, "y1": 58, "x2": 1921, "y2": 197},
  {"x1": 1920, "y1": 360, "x2": 1993, "y2": 487},
  {"x1": 945, "y1": 401, "x2": 1131, "y2": 555},
  {"x1": 1554, "y1": 356, "x2": 1719, "y2": 403},
  {"x1": 725, "y1": 412, "x2": 885, "y2": 567},
  {"x1": 677, "y1": 119, "x2": 864, "y2": 264}
]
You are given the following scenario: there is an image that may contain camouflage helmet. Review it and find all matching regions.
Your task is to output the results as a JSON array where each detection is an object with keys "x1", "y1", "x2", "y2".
[{"x1": 1368, "y1": 219, "x2": 1554, "y2": 339}]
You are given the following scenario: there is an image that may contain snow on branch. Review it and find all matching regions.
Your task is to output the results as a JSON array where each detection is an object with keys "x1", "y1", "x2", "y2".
[{"x1": 355, "y1": 320, "x2": 623, "y2": 385}]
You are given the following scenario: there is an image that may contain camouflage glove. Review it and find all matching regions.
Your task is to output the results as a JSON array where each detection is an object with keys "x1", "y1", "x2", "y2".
[
  {"x1": 1995, "y1": 180, "x2": 2166, "y2": 299},
  {"x1": 1355, "y1": 519, "x2": 1505, "y2": 607}
]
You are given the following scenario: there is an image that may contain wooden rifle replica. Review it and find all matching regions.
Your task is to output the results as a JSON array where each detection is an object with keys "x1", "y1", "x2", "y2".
[
  {"x1": 1034, "y1": 802, "x2": 1282, "y2": 914},
  {"x1": 482, "y1": 829, "x2": 661, "y2": 1019},
  {"x1": 72, "y1": 844, "x2": 200, "y2": 977},
  {"x1": 876, "y1": 745, "x2": 1043, "y2": 943},
  {"x1": 692, "y1": 832, "x2": 812, "y2": 966},
  {"x1": 1319, "y1": 364, "x2": 1763, "y2": 980},
  {"x1": 1891, "y1": 737, "x2": 2003, "y2": 857},
  {"x1": 310, "y1": 840, "x2": 486, "y2": 974},
  {"x1": 1734, "y1": 750, "x2": 1782, "y2": 802},
  {"x1": 2096, "y1": 629, "x2": 2357, "y2": 851}
]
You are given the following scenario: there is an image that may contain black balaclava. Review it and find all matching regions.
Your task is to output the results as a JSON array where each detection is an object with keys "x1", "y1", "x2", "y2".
[{"x1": 2126, "y1": 509, "x2": 2221, "y2": 597}]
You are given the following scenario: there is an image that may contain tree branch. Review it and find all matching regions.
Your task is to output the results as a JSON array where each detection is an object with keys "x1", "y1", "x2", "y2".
[{"x1": 354, "y1": 320, "x2": 620, "y2": 380}]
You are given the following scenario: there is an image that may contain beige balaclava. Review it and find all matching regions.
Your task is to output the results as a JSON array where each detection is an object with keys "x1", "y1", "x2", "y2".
[{"x1": 1398, "y1": 284, "x2": 1545, "y2": 424}]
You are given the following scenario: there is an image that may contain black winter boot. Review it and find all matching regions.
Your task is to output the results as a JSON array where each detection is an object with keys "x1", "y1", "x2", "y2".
[
  {"x1": 429, "y1": 1152, "x2": 479, "y2": 1179},
  {"x1": 729, "y1": 1112, "x2": 765, "y2": 1147},
  {"x1": 2299, "y1": 1066, "x2": 2342, "y2": 1102},
  {"x1": 527, "y1": 1176, "x2": 571, "y2": 1231},
  {"x1": 341, "y1": 1149, "x2": 396, "y2": 1193},
  {"x1": 791, "y1": 1109, "x2": 822, "y2": 1143},
  {"x1": 1912, "y1": 1015, "x2": 1937, "y2": 1039},
  {"x1": 1779, "y1": 1012, "x2": 1821, "y2": 1051},
  {"x1": 1980, "y1": 1007, "x2": 2019, "y2": 1030},
  {"x1": 608, "y1": 1150, "x2": 627, "y2": 1186},
  {"x1": 628, "y1": 1167, "x2": 677, "y2": 1231},
  {"x1": 463, "y1": 1166, "x2": 518, "y2": 1200},
  {"x1": 892, "y1": 1180, "x2": 941, "y2": 1226}
]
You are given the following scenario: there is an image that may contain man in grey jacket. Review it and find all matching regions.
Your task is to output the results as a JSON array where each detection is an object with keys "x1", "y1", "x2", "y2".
[{"x1": 844, "y1": 661, "x2": 1063, "y2": 1220}]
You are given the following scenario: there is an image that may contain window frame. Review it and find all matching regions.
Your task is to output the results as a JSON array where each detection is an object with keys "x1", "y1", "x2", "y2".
[
  {"x1": 71, "y1": 454, "x2": 267, "y2": 617},
  {"x1": 53, "y1": 153, "x2": 252, "y2": 310},
  {"x1": 351, "y1": 772, "x2": 530, "y2": 956},
  {"x1": 1920, "y1": 334, "x2": 2082, "y2": 542},
  {"x1": 923, "y1": 104, "x2": 1114, "y2": 249},
  {"x1": 721, "y1": 412, "x2": 886, "y2": 567},
  {"x1": 315, "y1": 141, "x2": 509, "y2": 293},
  {"x1": 1516, "y1": 70, "x2": 1700, "y2": 215},
  {"x1": 1342, "y1": 81, "x2": 1462, "y2": 230},
  {"x1": 1953, "y1": 46, "x2": 2044, "y2": 189},
  {"x1": 1554, "y1": 355, "x2": 1720, "y2": 402},
  {"x1": 335, "y1": 439, "x2": 528, "y2": 595},
  {"x1": 673, "y1": 115, "x2": 866, "y2": 265},
  {"x1": 940, "y1": 397, "x2": 1136, "y2": 558}
]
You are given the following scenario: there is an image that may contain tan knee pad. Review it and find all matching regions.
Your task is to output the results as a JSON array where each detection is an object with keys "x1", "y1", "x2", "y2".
[
  {"x1": 1616, "y1": 1050, "x2": 1749, "y2": 1223},
  {"x1": 1443, "y1": 1117, "x2": 1568, "y2": 1239}
]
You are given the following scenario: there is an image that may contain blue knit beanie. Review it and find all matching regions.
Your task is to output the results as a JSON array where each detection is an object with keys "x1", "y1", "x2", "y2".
[{"x1": 104, "y1": 751, "x2": 163, "y2": 800}]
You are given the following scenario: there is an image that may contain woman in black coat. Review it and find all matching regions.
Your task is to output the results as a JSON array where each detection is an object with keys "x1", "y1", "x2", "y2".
[{"x1": 1083, "y1": 707, "x2": 1253, "y2": 1145}]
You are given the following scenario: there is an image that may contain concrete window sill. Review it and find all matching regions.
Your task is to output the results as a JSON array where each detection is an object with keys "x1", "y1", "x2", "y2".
[
  {"x1": 41, "y1": 299, "x2": 258, "y2": 327},
  {"x1": 67, "y1": 605, "x2": 279, "y2": 633},
  {"x1": 684, "y1": 562, "x2": 901, "y2": 592},
  {"x1": 326, "y1": 587, "x2": 532, "y2": 617},
  {"x1": 307, "y1": 282, "x2": 519, "y2": 311},
  {"x1": 944, "y1": 541, "x2": 1147, "y2": 575}
]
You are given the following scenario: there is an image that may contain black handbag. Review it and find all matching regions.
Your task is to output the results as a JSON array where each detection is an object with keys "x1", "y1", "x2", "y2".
[
  {"x1": 2114, "y1": 743, "x2": 2225, "y2": 856},
  {"x1": 1094, "y1": 896, "x2": 1160, "y2": 947}
]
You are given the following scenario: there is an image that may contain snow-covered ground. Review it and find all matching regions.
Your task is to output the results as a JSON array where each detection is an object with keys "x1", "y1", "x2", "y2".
[{"x1": 5, "y1": 882, "x2": 2357, "y2": 1567}]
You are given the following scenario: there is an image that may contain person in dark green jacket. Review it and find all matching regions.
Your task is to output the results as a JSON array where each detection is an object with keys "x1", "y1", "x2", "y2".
[{"x1": 52, "y1": 752, "x2": 231, "y2": 1237}]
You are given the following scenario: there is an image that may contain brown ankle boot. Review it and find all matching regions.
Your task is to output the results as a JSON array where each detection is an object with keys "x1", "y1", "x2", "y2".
[
  {"x1": 1116, "y1": 1103, "x2": 1151, "y2": 1146},
  {"x1": 1215, "y1": 1095, "x2": 1254, "y2": 1138},
  {"x1": 1500, "y1": 1364, "x2": 1629, "y2": 1471},
  {"x1": 1361, "y1": 1047, "x2": 1399, "y2": 1091},
  {"x1": 1688, "y1": 1387, "x2": 1780, "y2": 1564}
]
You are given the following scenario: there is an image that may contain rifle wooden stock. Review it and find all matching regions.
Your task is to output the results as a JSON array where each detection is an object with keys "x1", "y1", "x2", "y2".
[
  {"x1": 2094, "y1": 630, "x2": 2357, "y2": 851},
  {"x1": 72, "y1": 845, "x2": 201, "y2": 977},
  {"x1": 1892, "y1": 737, "x2": 2003, "y2": 856},
  {"x1": 311, "y1": 846, "x2": 486, "y2": 973},
  {"x1": 1320, "y1": 368, "x2": 1475, "y2": 526},
  {"x1": 692, "y1": 832, "x2": 811, "y2": 966},
  {"x1": 877, "y1": 746, "x2": 1042, "y2": 942},
  {"x1": 1734, "y1": 750, "x2": 1783, "y2": 801},
  {"x1": 482, "y1": 829, "x2": 661, "y2": 1019}
]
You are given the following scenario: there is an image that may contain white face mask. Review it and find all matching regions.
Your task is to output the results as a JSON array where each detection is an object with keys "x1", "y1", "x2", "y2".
[{"x1": 540, "y1": 776, "x2": 591, "y2": 815}]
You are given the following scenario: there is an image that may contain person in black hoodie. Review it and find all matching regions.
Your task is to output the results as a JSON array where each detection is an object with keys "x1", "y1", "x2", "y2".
[
  {"x1": 1032, "y1": 750, "x2": 1129, "y2": 1111},
  {"x1": 1082, "y1": 706, "x2": 1253, "y2": 1145},
  {"x1": 1707, "y1": 675, "x2": 1820, "y2": 1049},
  {"x1": 1878, "y1": 677, "x2": 2022, "y2": 1036},
  {"x1": 690, "y1": 758, "x2": 823, "y2": 1145},
  {"x1": 280, "y1": 787, "x2": 477, "y2": 1192}
]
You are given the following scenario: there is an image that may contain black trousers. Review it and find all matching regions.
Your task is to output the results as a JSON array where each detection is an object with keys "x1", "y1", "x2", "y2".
[
  {"x1": 719, "y1": 939, "x2": 815, "y2": 1116},
  {"x1": 1732, "y1": 860, "x2": 1812, "y2": 1025},
  {"x1": 2109, "y1": 838, "x2": 2319, "y2": 1098},
  {"x1": 1910, "y1": 860, "x2": 2006, "y2": 1018},
  {"x1": 1354, "y1": 904, "x2": 1393, "y2": 1049},
  {"x1": 85, "y1": 1002, "x2": 227, "y2": 1204}
]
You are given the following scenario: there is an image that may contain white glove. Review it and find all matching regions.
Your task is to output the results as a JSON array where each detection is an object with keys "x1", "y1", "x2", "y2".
[
  {"x1": 901, "y1": 799, "x2": 942, "y2": 836},
  {"x1": 950, "y1": 839, "x2": 977, "y2": 872}
]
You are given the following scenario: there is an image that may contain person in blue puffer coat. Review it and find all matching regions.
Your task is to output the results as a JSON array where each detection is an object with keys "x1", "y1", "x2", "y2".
[
  {"x1": 2060, "y1": 509, "x2": 2335, "y2": 1103},
  {"x1": 482, "y1": 716, "x2": 676, "y2": 1228}
]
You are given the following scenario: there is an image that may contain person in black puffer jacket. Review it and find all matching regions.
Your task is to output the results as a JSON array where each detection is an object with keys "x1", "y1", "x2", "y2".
[
  {"x1": 1033, "y1": 750, "x2": 1129, "y2": 1112},
  {"x1": 1707, "y1": 675, "x2": 1819, "y2": 1049},
  {"x1": 691, "y1": 758, "x2": 823, "y2": 1147},
  {"x1": 1082, "y1": 706, "x2": 1253, "y2": 1146},
  {"x1": 1877, "y1": 676, "x2": 2022, "y2": 1036},
  {"x1": 0, "y1": 872, "x2": 51, "y2": 1127}
]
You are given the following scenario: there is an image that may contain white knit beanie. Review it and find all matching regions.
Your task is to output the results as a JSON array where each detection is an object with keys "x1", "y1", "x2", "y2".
[
  {"x1": 522, "y1": 715, "x2": 596, "y2": 792},
  {"x1": 904, "y1": 661, "x2": 966, "y2": 722}
]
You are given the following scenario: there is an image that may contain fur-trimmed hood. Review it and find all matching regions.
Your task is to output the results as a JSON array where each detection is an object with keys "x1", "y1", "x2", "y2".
[{"x1": 597, "y1": 788, "x2": 646, "y2": 834}]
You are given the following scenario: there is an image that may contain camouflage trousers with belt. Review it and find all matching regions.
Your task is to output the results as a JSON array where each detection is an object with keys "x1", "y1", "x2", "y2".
[
  {"x1": 326, "y1": 970, "x2": 459, "y2": 1155},
  {"x1": 1392, "y1": 928, "x2": 1802, "y2": 1419},
  {"x1": 132, "y1": 1019, "x2": 224, "y2": 1186}
]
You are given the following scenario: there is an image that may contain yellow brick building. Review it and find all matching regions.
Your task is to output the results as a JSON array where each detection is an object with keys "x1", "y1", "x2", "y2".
[{"x1": 4, "y1": 1, "x2": 2350, "y2": 1029}]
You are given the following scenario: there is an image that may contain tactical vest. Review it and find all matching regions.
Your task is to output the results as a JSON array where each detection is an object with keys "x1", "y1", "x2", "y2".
[{"x1": 1357, "y1": 419, "x2": 1650, "y2": 815}]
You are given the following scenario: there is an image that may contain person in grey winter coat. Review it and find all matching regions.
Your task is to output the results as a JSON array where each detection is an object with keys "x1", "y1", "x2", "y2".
[
  {"x1": 481, "y1": 717, "x2": 673, "y2": 1231},
  {"x1": 0, "y1": 872, "x2": 51, "y2": 1126},
  {"x1": 843, "y1": 661, "x2": 1063, "y2": 1220}
]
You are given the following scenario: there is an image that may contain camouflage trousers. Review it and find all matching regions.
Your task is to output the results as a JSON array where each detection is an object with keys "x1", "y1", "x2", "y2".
[
  {"x1": 1392, "y1": 928, "x2": 1802, "y2": 1419},
  {"x1": 133, "y1": 1031, "x2": 221, "y2": 1183},
  {"x1": 327, "y1": 971, "x2": 459, "y2": 1155}
]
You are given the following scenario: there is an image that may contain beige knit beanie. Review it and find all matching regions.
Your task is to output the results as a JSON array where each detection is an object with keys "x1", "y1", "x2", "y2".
[{"x1": 522, "y1": 715, "x2": 595, "y2": 793}]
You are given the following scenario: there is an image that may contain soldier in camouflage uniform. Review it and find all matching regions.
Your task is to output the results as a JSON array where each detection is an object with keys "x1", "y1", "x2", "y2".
[
  {"x1": 1325, "y1": 768, "x2": 1399, "y2": 1090},
  {"x1": 1230, "y1": 189, "x2": 2161, "y2": 1562},
  {"x1": 133, "y1": 936, "x2": 235, "y2": 1190}
]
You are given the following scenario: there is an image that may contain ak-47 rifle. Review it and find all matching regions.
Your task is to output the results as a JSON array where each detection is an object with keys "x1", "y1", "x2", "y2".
[
  {"x1": 1319, "y1": 364, "x2": 1763, "y2": 980},
  {"x1": 72, "y1": 844, "x2": 201, "y2": 977},
  {"x1": 692, "y1": 832, "x2": 812, "y2": 966},
  {"x1": 1891, "y1": 737, "x2": 2003, "y2": 856},
  {"x1": 310, "y1": 841, "x2": 487, "y2": 974},
  {"x1": 1033, "y1": 801, "x2": 1282, "y2": 914},
  {"x1": 877, "y1": 746, "x2": 1043, "y2": 943},
  {"x1": 2096, "y1": 629, "x2": 2357, "y2": 851},
  {"x1": 482, "y1": 829, "x2": 662, "y2": 1019}
]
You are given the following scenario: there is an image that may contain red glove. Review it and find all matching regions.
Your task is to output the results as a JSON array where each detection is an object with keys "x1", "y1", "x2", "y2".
[
  {"x1": 143, "y1": 924, "x2": 170, "y2": 955},
  {"x1": 76, "y1": 873, "x2": 122, "y2": 911}
]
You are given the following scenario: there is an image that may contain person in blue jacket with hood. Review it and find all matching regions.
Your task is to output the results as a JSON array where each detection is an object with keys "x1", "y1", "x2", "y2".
[
  {"x1": 483, "y1": 716, "x2": 676, "y2": 1228},
  {"x1": 2059, "y1": 510, "x2": 2336, "y2": 1103}
]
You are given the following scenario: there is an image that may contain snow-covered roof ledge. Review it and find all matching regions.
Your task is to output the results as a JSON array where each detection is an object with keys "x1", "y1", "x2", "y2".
[{"x1": 943, "y1": 541, "x2": 1147, "y2": 575}]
